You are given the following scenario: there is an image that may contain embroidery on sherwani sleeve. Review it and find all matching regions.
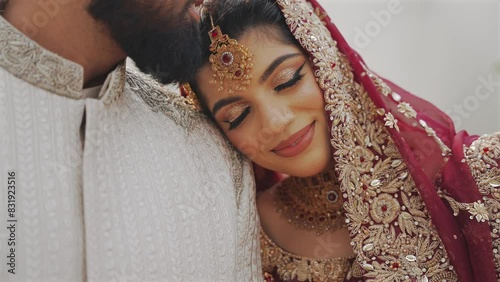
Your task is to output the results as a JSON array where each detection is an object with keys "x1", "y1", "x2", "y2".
[{"x1": 277, "y1": 0, "x2": 458, "y2": 280}]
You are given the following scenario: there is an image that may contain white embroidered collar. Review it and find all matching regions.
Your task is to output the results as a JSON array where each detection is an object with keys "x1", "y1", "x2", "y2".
[{"x1": 0, "y1": 15, "x2": 125, "y2": 102}]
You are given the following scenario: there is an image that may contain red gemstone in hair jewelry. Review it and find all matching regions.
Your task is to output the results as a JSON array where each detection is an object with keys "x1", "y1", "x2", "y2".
[
  {"x1": 483, "y1": 147, "x2": 490, "y2": 154},
  {"x1": 381, "y1": 205, "x2": 388, "y2": 212},
  {"x1": 211, "y1": 29, "x2": 219, "y2": 38},
  {"x1": 235, "y1": 70, "x2": 242, "y2": 77},
  {"x1": 392, "y1": 262, "x2": 400, "y2": 269},
  {"x1": 362, "y1": 184, "x2": 368, "y2": 190},
  {"x1": 360, "y1": 157, "x2": 365, "y2": 162},
  {"x1": 222, "y1": 53, "x2": 232, "y2": 65}
]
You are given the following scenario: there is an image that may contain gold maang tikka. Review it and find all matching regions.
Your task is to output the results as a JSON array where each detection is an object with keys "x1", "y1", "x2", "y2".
[{"x1": 208, "y1": 15, "x2": 253, "y2": 94}]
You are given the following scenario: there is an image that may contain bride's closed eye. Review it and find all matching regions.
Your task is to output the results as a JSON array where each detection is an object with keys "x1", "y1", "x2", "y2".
[
  {"x1": 223, "y1": 61, "x2": 307, "y2": 131},
  {"x1": 273, "y1": 61, "x2": 306, "y2": 92},
  {"x1": 225, "y1": 104, "x2": 251, "y2": 130}
]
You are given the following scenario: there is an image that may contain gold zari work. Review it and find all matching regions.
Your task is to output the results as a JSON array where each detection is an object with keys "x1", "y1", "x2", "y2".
[
  {"x1": 260, "y1": 229, "x2": 354, "y2": 282},
  {"x1": 276, "y1": 0, "x2": 458, "y2": 280}
]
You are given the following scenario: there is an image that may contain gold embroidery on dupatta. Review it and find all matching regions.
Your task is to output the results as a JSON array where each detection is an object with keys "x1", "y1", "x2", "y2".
[
  {"x1": 277, "y1": 0, "x2": 457, "y2": 280},
  {"x1": 463, "y1": 133, "x2": 500, "y2": 278},
  {"x1": 364, "y1": 69, "x2": 452, "y2": 158}
]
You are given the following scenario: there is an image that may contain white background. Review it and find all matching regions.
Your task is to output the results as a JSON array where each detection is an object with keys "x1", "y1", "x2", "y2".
[{"x1": 319, "y1": 0, "x2": 500, "y2": 135}]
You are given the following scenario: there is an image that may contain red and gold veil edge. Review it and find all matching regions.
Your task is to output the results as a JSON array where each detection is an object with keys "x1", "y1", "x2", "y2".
[{"x1": 273, "y1": 0, "x2": 498, "y2": 281}]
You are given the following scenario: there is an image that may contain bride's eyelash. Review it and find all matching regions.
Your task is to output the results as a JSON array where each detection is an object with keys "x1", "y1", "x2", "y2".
[
  {"x1": 227, "y1": 106, "x2": 251, "y2": 130},
  {"x1": 274, "y1": 62, "x2": 306, "y2": 92}
]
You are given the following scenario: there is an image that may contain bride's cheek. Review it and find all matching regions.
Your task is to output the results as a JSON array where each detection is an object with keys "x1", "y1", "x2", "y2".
[{"x1": 233, "y1": 137, "x2": 260, "y2": 160}]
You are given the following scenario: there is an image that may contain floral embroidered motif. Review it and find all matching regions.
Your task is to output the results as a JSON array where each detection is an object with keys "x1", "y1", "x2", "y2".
[
  {"x1": 370, "y1": 194, "x2": 400, "y2": 224},
  {"x1": 383, "y1": 113, "x2": 399, "y2": 132},
  {"x1": 397, "y1": 102, "x2": 417, "y2": 119},
  {"x1": 468, "y1": 201, "x2": 490, "y2": 222},
  {"x1": 277, "y1": 0, "x2": 458, "y2": 280},
  {"x1": 440, "y1": 193, "x2": 489, "y2": 222}
]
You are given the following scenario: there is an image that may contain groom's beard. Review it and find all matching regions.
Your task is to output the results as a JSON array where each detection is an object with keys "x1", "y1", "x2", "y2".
[{"x1": 87, "y1": 0, "x2": 203, "y2": 84}]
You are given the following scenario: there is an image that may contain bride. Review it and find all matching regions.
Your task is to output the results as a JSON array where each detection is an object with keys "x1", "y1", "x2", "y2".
[{"x1": 183, "y1": 0, "x2": 499, "y2": 281}]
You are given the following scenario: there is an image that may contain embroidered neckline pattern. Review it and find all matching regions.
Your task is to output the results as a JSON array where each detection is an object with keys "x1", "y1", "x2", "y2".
[
  {"x1": 0, "y1": 17, "x2": 127, "y2": 102},
  {"x1": 0, "y1": 16, "x2": 83, "y2": 98},
  {"x1": 260, "y1": 229, "x2": 354, "y2": 282}
]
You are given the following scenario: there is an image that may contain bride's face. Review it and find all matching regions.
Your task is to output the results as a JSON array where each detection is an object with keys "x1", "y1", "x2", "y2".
[{"x1": 196, "y1": 30, "x2": 331, "y2": 177}]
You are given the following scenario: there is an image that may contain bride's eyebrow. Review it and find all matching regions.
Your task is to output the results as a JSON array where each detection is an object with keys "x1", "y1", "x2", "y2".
[
  {"x1": 259, "y1": 53, "x2": 302, "y2": 83},
  {"x1": 212, "y1": 96, "x2": 243, "y2": 116}
]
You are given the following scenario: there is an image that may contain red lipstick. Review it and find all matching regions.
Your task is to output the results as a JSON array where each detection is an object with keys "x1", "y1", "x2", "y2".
[{"x1": 271, "y1": 122, "x2": 315, "y2": 158}]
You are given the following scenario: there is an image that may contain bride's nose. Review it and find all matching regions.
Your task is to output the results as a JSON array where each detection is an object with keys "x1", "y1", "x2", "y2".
[{"x1": 259, "y1": 100, "x2": 294, "y2": 136}]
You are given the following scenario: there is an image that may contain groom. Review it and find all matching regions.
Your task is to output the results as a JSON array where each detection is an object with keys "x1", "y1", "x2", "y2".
[{"x1": 0, "y1": 0, "x2": 260, "y2": 281}]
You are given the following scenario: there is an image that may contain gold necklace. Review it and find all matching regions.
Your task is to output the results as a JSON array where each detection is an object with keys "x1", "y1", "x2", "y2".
[{"x1": 275, "y1": 169, "x2": 345, "y2": 235}]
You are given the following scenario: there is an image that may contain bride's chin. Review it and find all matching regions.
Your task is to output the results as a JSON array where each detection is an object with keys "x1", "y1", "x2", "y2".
[{"x1": 285, "y1": 157, "x2": 333, "y2": 178}]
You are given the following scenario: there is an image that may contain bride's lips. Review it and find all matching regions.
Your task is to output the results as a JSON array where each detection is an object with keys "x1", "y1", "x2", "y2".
[{"x1": 271, "y1": 122, "x2": 316, "y2": 158}]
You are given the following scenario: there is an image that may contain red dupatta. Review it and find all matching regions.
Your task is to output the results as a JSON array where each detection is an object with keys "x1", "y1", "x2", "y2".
[{"x1": 266, "y1": 0, "x2": 499, "y2": 280}]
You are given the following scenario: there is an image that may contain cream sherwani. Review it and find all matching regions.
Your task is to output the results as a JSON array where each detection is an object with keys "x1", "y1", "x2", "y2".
[{"x1": 0, "y1": 16, "x2": 261, "y2": 282}]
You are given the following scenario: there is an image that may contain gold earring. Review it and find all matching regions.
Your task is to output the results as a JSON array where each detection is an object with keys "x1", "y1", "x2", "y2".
[
  {"x1": 208, "y1": 15, "x2": 253, "y2": 94},
  {"x1": 180, "y1": 83, "x2": 202, "y2": 111}
]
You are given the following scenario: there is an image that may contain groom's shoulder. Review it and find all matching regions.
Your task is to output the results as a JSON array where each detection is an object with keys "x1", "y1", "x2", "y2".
[
  {"x1": 124, "y1": 63, "x2": 174, "y2": 98},
  {"x1": 122, "y1": 61, "x2": 204, "y2": 127}
]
